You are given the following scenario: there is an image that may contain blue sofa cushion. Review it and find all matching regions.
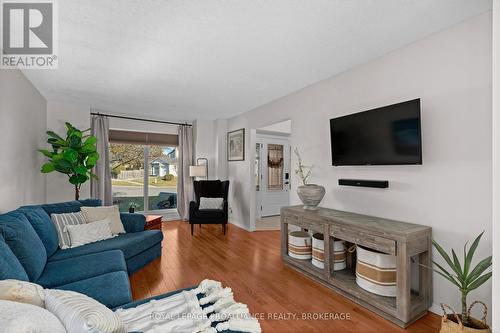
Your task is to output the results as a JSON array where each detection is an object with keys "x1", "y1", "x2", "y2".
[
  {"x1": 78, "y1": 199, "x2": 102, "y2": 207},
  {"x1": 0, "y1": 234, "x2": 29, "y2": 281},
  {"x1": 120, "y1": 213, "x2": 146, "y2": 233},
  {"x1": 36, "y1": 250, "x2": 127, "y2": 288},
  {"x1": 0, "y1": 211, "x2": 47, "y2": 281},
  {"x1": 35, "y1": 199, "x2": 101, "y2": 216},
  {"x1": 18, "y1": 206, "x2": 59, "y2": 257},
  {"x1": 125, "y1": 243, "x2": 162, "y2": 274},
  {"x1": 57, "y1": 271, "x2": 132, "y2": 308},
  {"x1": 49, "y1": 230, "x2": 163, "y2": 262}
]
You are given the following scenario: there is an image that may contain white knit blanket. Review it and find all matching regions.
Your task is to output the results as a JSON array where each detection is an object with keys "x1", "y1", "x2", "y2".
[{"x1": 115, "y1": 280, "x2": 261, "y2": 333}]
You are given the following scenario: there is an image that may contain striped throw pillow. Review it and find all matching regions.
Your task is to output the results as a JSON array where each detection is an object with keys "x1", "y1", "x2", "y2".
[{"x1": 50, "y1": 212, "x2": 86, "y2": 249}]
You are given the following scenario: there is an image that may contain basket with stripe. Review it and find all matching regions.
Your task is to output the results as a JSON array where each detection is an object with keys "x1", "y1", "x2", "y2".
[
  {"x1": 332, "y1": 239, "x2": 347, "y2": 271},
  {"x1": 288, "y1": 231, "x2": 312, "y2": 260},
  {"x1": 355, "y1": 245, "x2": 396, "y2": 297},
  {"x1": 311, "y1": 233, "x2": 324, "y2": 268}
]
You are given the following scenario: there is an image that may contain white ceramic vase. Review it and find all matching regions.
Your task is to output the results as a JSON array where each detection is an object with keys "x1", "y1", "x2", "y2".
[{"x1": 297, "y1": 184, "x2": 326, "y2": 210}]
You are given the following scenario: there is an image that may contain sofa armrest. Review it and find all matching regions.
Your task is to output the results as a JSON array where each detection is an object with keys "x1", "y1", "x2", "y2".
[{"x1": 120, "y1": 213, "x2": 146, "y2": 233}]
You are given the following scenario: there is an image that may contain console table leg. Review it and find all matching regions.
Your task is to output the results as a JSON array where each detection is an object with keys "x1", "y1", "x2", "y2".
[
  {"x1": 281, "y1": 220, "x2": 288, "y2": 258},
  {"x1": 396, "y1": 241, "x2": 411, "y2": 322}
]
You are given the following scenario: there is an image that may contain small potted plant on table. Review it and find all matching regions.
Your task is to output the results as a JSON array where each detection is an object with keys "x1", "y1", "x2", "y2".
[
  {"x1": 129, "y1": 202, "x2": 138, "y2": 213},
  {"x1": 429, "y1": 232, "x2": 492, "y2": 333}
]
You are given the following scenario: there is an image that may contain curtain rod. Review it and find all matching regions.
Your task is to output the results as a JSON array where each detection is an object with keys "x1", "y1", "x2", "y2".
[{"x1": 90, "y1": 112, "x2": 192, "y2": 127}]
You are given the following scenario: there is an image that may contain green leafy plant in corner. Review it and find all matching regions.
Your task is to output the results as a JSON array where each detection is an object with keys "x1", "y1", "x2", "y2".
[
  {"x1": 429, "y1": 231, "x2": 492, "y2": 327},
  {"x1": 38, "y1": 122, "x2": 99, "y2": 200}
]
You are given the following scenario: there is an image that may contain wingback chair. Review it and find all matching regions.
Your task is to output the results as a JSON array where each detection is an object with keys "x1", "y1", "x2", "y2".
[{"x1": 189, "y1": 180, "x2": 230, "y2": 235}]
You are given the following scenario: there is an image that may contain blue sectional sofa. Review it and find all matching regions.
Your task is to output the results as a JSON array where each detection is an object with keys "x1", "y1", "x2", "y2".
[{"x1": 0, "y1": 199, "x2": 163, "y2": 308}]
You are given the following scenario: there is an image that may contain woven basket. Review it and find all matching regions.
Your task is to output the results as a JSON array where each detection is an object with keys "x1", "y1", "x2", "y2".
[
  {"x1": 311, "y1": 233, "x2": 325, "y2": 268},
  {"x1": 355, "y1": 245, "x2": 396, "y2": 297},
  {"x1": 288, "y1": 231, "x2": 312, "y2": 260},
  {"x1": 439, "y1": 302, "x2": 491, "y2": 333}
]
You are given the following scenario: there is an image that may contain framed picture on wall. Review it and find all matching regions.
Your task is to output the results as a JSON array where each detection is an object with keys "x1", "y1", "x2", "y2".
[{"x1": 227, "y1": 128, "x2": 245, "y2": 161}]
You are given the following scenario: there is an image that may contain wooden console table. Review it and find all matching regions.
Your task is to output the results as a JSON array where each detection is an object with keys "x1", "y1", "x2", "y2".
[{"x1": 281, "y1": 206, "x2": 432, "y2": 327}]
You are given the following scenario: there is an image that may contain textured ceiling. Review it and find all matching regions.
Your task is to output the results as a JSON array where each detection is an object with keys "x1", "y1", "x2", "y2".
[{"x1": 23, "y1": 0, "x2": 491, "y2": 121}]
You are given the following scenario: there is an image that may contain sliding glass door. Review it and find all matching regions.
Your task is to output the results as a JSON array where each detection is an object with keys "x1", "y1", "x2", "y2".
[
  {"x1": 146, "y1": 146, "x2": 178, "y2": 213},
  {"x1": 109, "y1": 143, "x2": 178, "y2": 214}
]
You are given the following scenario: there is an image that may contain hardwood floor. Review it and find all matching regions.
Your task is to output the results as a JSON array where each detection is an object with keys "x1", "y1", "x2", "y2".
[{"x1": 130, "y1": 221, "x2": 441, "y2": 333}]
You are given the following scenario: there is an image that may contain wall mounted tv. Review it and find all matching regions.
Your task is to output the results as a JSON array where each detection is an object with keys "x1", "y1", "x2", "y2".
[{"x1": 330, "y1": 99, "x2": 422, "y2": 166}]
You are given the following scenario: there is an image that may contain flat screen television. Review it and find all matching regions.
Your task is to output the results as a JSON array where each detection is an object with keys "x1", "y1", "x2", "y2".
[{"x1": 330, "y1": 99, "x2": 422, "y2": 166}]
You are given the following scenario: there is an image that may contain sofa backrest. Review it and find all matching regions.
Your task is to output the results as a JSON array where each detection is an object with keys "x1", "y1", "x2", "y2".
[
  {"x1": 0, "y1": 211, "x2": 47, "y2": 281},
  {"x1": 17, "y1": 199, "x2": 102, "y2": 257},
  {"x1": 25, "y1": 199, "x2": 102, "y2": 216},
  {"x1": 18, "y1": 206, "x2": 59, "y2": 257},
  {"x1": 0, "y1": 233, "x2": 29, "y2": 281}
]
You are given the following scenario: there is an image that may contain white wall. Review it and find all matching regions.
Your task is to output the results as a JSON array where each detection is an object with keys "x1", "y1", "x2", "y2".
[
  {"x1": 0, "y1": 70, "x2": 47, "y2": 212},
  {"x1": 193, "y1": 119, "x2": 228, "y2": 180},
  {"x1": 225, "y1": 13, "x2": 493, "y2": 319},
  {"x1": 492, "y1": 1, "x2": 499, "y2": 331},
  {"x1": 193, "y1": 119, "x2": 216, "y2": 179},
  {"x1": 46, "y1": 101, "x2": 91, "y2": 202}
]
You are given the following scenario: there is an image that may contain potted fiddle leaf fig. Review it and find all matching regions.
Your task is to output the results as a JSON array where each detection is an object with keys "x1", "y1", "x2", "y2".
[
  {"x1": 430, "y1": 232, "x2": 492, "y2": 333},
  {"x1": 38, "y1": 122, "x2": 99, "y2": 200}
]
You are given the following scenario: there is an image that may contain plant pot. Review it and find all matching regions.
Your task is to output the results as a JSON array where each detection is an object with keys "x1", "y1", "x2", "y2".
[
  {"x1": 439, "y1": 302, "x2": 491, "y2": 333},
  {"x1": 129, "y1": 207, "x2": 135, "y2": 213},
  {"x1": 297, "y1": 184, "x2": 325, "y2": 210}
]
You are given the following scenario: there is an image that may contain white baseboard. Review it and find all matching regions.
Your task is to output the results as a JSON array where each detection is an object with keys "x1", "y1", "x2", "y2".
[
  {"x1": 429, "y1": 302, "x2": 441, "y2": 316},
  {"x1": 229, "y1": 220, "x2": 253, "y2": 232}
]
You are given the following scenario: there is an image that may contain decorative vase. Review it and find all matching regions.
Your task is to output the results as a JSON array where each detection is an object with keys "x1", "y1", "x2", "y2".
[
  {"x1": 129, "y1": 207, "x2": 135, "y2": 213},
  {"x1": 297, "y1": 184, "x2": 325, "y2": 210}
]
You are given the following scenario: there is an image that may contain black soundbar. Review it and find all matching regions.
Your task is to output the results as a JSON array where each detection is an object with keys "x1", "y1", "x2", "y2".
[{"x1": 338, "y1": 179, "x2": 389, "y2": 188}]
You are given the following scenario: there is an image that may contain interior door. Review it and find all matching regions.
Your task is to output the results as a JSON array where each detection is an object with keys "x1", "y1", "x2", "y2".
[{"x1": 257, "y1": 136, "x2": 290, "y2": 217}]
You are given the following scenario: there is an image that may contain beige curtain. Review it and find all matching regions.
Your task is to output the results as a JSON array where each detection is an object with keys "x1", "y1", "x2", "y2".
[
  {"x1": 177, "y1": 125, "x2": 194, "y2": 220},
  {"x1": 90, "y1": 114, "x2": 113, "y2": 205}
]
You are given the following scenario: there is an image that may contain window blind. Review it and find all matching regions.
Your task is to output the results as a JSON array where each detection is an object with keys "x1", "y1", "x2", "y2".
[{"x1": 109, "y1": 130, "x2": 178, "y2": 146}]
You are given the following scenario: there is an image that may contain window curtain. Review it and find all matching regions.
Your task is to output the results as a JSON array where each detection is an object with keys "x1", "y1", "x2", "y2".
[
  {"x1": 90, "y1": 114, "x2": 113, "y2": 205},
  {"x1": 177, "y1": 125, "x2": 194, "y2": 220}
]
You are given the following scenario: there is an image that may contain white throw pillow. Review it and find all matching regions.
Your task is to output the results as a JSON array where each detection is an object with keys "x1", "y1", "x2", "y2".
[
  {"x1": 0, "y1": 279, "x2": 45, "y2": 308},
  {"x1": 81, "y1": 206, "x2": 126, "y2": 234},
  {"x1": 51, "y1": 211, "x2": 87, "y2": 249},
  {"x1": 66, "y1": 218, "x2": 116, "y2": 248},
  {"x1": 199, "y1": 197, "x2": 224, "y2": 210},
  {"x1": 0, "y1": 300, "x2": 66, "y2": 333},
  {"x1": 45, "y1": 289, "x2": 126, "y2": 333}
]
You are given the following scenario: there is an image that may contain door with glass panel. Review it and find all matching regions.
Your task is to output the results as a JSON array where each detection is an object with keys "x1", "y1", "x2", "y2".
[{"x1": 256, "y1": 136, "x2": 290, "y2": 217}]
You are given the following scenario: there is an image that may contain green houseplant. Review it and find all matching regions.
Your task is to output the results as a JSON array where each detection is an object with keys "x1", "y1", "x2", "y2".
[
  {"x1": 430, "y1": 232, "x2": 492, "y2": 331},
  {"x1": 38, "y1": 122, "x2": 99, "y2": 200},
  {"x1": 129, "y1": 202, "x2": 138, "y2": 213}
]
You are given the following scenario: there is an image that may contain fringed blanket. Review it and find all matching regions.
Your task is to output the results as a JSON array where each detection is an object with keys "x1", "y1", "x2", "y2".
[{"x1": 115, "y1": 280, "x2": 261, "y2": 333}]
